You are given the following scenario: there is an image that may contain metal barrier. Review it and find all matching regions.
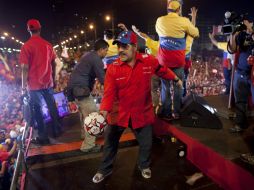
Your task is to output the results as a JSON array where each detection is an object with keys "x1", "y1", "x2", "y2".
[{"x1": 10, "y1": 122, "x2": 32, "y2": 190}]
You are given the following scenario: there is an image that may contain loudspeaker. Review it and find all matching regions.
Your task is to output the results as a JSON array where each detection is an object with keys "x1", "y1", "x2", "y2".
[{"x1": 180, "y1": 93, "x2": 222, "y2": 129}]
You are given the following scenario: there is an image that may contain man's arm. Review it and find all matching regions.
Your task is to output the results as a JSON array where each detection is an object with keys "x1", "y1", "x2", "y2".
[
  {"x1": 54, "y1": 57, "x2": 63, "y2": 81},
  {"x1": 8, "y1": 140, "x2": 17, "y2": 156},
  {"x1": 185, "y1": 18, "x2": 199, "y2": 38},
  {"x1": 21, "y1": 64, "x2": 29, "y2": 93},
  {"x1": 153, "y1": 58, "x2": 183, "y2": 87},
  {"x1": 100, "y1": 66, "x2": 117, "y2": 118},
  {"x1": 209, "y1": 33, "x2": 218, "y2": 47},
  {"x1": 93, "y1": 59, "x2": 105, "y2": 85},
  {"x1": 228, "y1": 32, "x2": 239, "y2": 53},
  {"x1": 190, "y1": 7, "x2": 198, "y2": 26}
]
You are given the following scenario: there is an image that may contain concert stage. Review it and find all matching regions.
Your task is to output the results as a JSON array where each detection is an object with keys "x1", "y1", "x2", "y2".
[{"x1": 25, "y1": 95, "x2": 254, "y2": 190}]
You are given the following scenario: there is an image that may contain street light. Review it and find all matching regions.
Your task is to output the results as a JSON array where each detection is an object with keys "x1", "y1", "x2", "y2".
[
  {"x1": 89, "y1": 24, "x2": 97, "y2": 40},
  {"x1": 105, "y1": 14, "x2": 114, "y2": 35}
]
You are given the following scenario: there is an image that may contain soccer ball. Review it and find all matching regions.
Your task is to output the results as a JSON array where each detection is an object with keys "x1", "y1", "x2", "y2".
[{"x1": 84, "y1": 112, "x2": 107, "y2": 136}]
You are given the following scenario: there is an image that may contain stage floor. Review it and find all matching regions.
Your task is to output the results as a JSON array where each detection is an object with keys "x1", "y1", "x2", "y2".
[
  {"x1": 25, "y1": 138, "x2": 221, "y2": 190},
  {"x1": 25, "y1": 95, "x2": 254, "y2": 189}
]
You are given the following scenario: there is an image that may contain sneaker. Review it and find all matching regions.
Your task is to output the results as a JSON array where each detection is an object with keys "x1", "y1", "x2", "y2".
[
  {"x1": 240, "y1": 153, "x2": 254, "y2": 165},
  {"x1": 158, "y1": 114, "x2": 174, "y2": 121},
  {"x1": 139, "y1": 167, "x2": 151, "y2": 179},
  {"x1": 31, "y1": 137, "x2": 50, "y2": 145},
  {"x1": 172, "y1": 113, "x2": 180, "y2": 120},
  {"x1": 229, "y1": 125, "x2": 244, "y2": 133},
  {"x1": 92, "y1": 171, "x2": 112, "y2": 183},
  {"x1": 80, "y1": 144, "x2": 101, "y2": 153}
]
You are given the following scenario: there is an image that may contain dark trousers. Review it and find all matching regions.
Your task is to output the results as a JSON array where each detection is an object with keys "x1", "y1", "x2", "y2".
[
  {"x1": 29, "y1": 88, "x2": 61, "y2": 139},
  {"x1": 233, "y1": 72, "x2": 251, "y2": 128},
  {"x1": 223, "y1": 67, "x2": 232, "y2": 95},
  {"x1": 183, "y1": 69, "x2": 189, "y2": 97},
  {"x1": 98, "y1": 124, "x2": 152, "y2": 175}
]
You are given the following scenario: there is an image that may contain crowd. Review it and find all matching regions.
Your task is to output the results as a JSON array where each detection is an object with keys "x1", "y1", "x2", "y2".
[{"x1": 186, "y1": 57, "x2": 226, "y2": 96}]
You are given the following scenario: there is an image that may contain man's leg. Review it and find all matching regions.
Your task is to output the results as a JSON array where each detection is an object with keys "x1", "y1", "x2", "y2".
[
  {"x1": 183, "y1": 69, "x2": 189, "y2": 97},
  {"x1": 42, "y1": 88, "x2": 62, "y2": 136},
  {"x1": 232, "y1": 72, "x2": 250, "y2": 131},
  {"x1": 160, "y1": 78, "x2": 172, "y2": 117},
  {"x1": 132, "y1": 125, "x2": 152, "y2": 169},
  {"x1": 98, "y1": 125, "x2": 125, "y2": 175},
  {"x1": 29, "y1": 90, "x2": 48, "y2": 141},
  {"x1": 223, "y1": 67, "x2": 231, "y2": 95},
  {"x1": 172, "y1": 67, "x2": 184, "y2": 116},
  {"x1": 76, "y1": 95, "x2": 98, "y2": 151}
]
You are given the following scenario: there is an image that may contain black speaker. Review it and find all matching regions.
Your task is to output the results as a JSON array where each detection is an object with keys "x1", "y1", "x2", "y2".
[{"x1": 180, "y1": 93, "x2": 223, "y2": 129}]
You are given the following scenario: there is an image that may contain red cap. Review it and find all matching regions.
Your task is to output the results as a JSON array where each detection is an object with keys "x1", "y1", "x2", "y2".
[{"x1": 27, "y1": 19, "x2": 41, "y2": 31}]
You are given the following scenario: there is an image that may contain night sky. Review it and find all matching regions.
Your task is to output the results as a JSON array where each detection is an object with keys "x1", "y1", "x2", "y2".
[{"x1": 0, "y1": 0, "x2": 253, "y2": 43}]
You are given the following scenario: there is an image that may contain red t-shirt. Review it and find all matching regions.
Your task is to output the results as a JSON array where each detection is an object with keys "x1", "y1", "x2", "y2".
[
  {"x1": 19, "y1": 35, "x2": 56, "y2": 90},
  {"x1": 100, "y1": 53, "x2": 176, "y2": 129},
  {"x1": 0, "y1": 150, "x2": 9, "y2": 162}
]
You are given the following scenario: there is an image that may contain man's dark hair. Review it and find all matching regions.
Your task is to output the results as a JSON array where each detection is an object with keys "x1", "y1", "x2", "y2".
[
  {"x1": 104, "y1": 29, "x2": 114, "y2": 39},
  {"x1": 94, "y1": 39, "x2": 109, "y2": 51}
]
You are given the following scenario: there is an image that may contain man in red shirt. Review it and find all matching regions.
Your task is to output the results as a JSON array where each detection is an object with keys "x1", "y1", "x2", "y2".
[
  {"x1": 19, "y1": 19, "x2": 62, "y2": 144},
  {"x1": 92, "y1": 31, "x2": 182, "y2": 183}
]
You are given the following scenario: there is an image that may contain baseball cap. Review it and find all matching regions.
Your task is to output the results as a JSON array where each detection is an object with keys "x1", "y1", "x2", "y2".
[
  {"x1": 27, "y1": 19, "x2": 41, "y2": 31},
  {"x1": 168, "y1": 0, "x2": 181, "y2": 11},
  {"x1": 112, "y1": 31, "x2": 137, "y2": 45}
]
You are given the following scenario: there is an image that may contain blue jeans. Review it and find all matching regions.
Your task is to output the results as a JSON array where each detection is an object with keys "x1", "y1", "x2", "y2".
[
  {"x1": 160, "y1": 67, "x2": 184, "y2": 116},
  {"x1": 29, "y1": 88, "x2": 61, "y2": 139},
  {"x1": 233, "y1": 71, "x2": 252, "y2": 128},
  {"x1": 98, "y1": 124, "x2": 152, "y2": 175}
]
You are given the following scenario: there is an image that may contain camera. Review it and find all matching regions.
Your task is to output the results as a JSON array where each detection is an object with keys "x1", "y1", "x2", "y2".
[{"x1": 222, "y1": 11, "x2": 248, "y2": 35}]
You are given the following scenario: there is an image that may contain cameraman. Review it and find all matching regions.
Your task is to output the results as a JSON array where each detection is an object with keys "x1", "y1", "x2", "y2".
[{"x1": 228, "y1": 18, "x2": 254, "y2": 133}]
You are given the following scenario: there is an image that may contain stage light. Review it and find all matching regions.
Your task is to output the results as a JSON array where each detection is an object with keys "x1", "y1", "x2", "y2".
[
  {"x1": 74, "y1": 35, "x2": 77, "y2": 38},
  {"x1": 80, "y1": 30, "x2": 84, "y2": 34},
  {"x1": 11, "y1": 37, "x2": 15, "y2": 40},
  {"x1": 3, "y1": 32, "x2": 9, "y2": 36},
  {"x1": 1, "y1": 36, "x2": 5, "y2": 40},
  {"x1": 69, "y1": 38, "x2": 72, "y2": 41}
]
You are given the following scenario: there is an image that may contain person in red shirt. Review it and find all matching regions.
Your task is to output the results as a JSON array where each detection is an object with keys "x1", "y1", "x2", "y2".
[
  {"x1": 19, "y1": 19, "x2": 62, "y2": 144},
  {"x1": 92, "y1": 31, "x2": 182, "y2": 183}
]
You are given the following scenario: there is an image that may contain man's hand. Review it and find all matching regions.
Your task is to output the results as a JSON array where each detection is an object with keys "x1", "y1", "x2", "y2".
[
  {"x1": 189, "y1": 7, "x2": 198, "y2": 19},
  {"x1": 100, "y1": 110, "x2": 108, "y2": 119},
  {"x1": 118, "y1": 23, "x2": 128, "y2": 31},
  {"x1": 176, "y1": 79, "x2": 183, "y2": 88},
  {"x1": 21, "y1": 87, "x2": 27, "y2": 95},
  {"x1": 208, "y1": 33, "x2": 214, "y2": 40}
]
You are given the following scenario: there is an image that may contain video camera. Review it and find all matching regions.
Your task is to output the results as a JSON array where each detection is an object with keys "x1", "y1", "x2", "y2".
[{"x1": 222, "y1": 11, "x2": 248, "y2": 35}]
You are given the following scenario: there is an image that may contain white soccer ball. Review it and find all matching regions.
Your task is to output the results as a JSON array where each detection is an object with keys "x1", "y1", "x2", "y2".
[
  {"x1": 84, "y1": 112, "x2": 107, "y2": 136},
  {"x1": 10, "y1": 130, "x2": 18, "y2": 139}
]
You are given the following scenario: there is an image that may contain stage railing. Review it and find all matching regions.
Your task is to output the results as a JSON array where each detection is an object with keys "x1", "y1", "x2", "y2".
[{"x1": 10, "y1": 122, "x2": 32, "y2": 190}]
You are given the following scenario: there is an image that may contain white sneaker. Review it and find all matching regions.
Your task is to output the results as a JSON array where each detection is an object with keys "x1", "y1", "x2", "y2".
[
  {"x1": 140, "y1": 168, "x2": 151, "y2": 179},
  {"x1": 92, "y1": 171, "x2": 112, "y2": 183}
]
